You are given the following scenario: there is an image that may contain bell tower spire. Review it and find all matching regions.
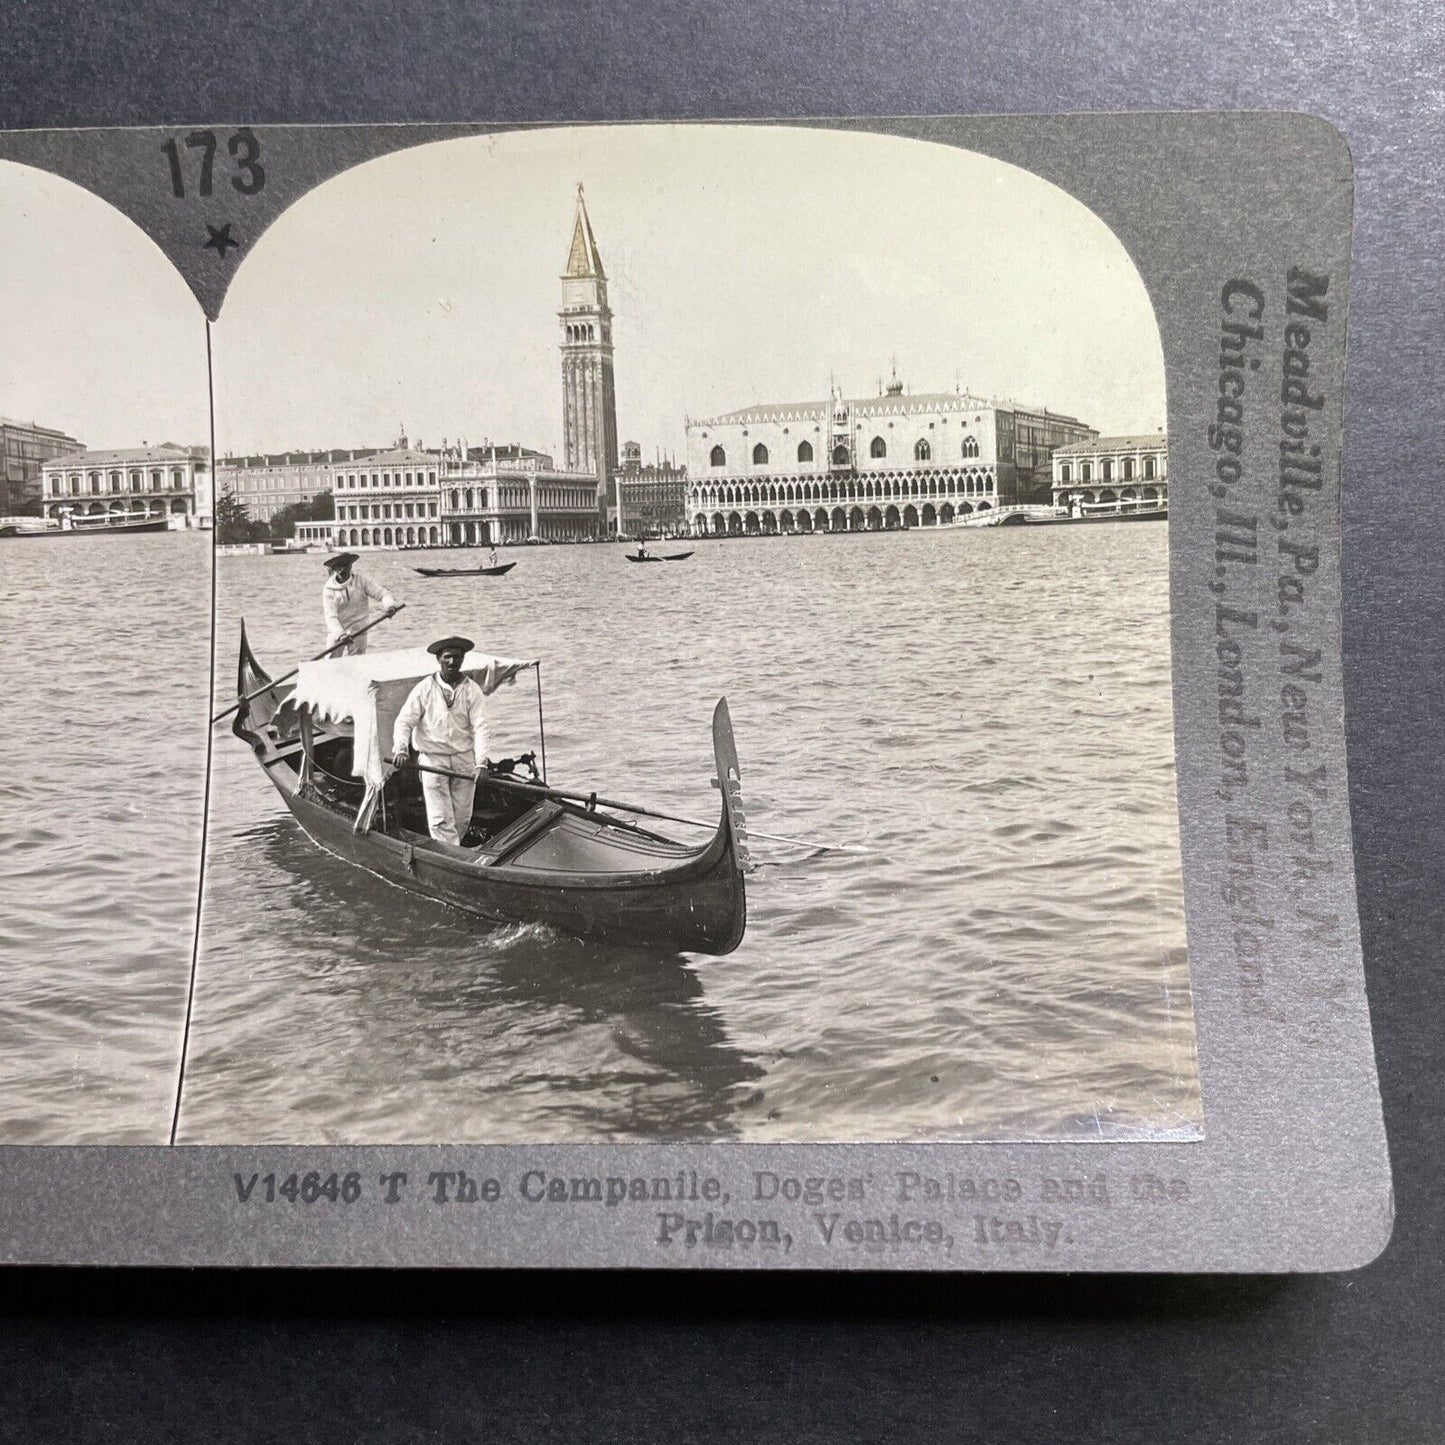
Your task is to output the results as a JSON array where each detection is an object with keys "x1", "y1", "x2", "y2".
[{"x1": 559, "y1": 184, "x2": 619, "y2": 526}]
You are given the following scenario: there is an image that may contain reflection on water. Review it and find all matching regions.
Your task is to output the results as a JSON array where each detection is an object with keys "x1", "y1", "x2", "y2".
[{"x1": 183, "y1": 819, "x2": 763, "y2": 1142}]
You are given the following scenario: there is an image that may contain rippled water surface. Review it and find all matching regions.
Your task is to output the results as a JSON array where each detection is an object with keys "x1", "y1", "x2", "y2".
[
  {"x1": 0, "y1": 532, "x2": 211, "y2": 1143},
  {"x1": 0, "y1": 524, "x2": 1200, "y2": 1144}
]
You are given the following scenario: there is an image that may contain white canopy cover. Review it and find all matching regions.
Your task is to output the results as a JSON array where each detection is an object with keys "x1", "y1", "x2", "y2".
[{"x1": 291, "y1": 647, "x2": 532, "y2": 787}]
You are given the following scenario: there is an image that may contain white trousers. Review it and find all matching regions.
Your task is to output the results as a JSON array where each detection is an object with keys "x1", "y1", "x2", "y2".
[{"x1": 417, "y1": 750, "x2": 476, "y2": 846}]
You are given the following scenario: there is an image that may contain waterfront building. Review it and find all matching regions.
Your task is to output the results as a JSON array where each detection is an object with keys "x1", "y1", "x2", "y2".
[
  {"x1": 216, "y1": 447, "x2": 371, "y2": 523},
  {"x1": 326, "y1": 440, "x2": 601, "y2": 549},
  {"x1": 615, "y1": 441, "x2": 688, "y2": 536},
  {"x1": 2, "y1": 417, "x2": 83, "y2": 514},
  {"x1": 40, "y1": 444, "x2": 210, "y2": 525},
  {"x1": 437, "y1": 446, "x2": 602, "y2": 546},
  {"x1": 1051, "y1": 433, "x2": 1168, "y2": 514},
  {"x1": 330, "y1": 442, "x2": 444, "y2": 547},
  {"x1": 559, "y1": 185, "x2": 618, "y2": 524},
  {"x1": 685, "y1": 377, "x2": 1095, "y2": 536}
]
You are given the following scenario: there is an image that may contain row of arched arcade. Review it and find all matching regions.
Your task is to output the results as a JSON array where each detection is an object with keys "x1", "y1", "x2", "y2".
[
  {"x1": 1053, "y1": 484, "x2": 1167, "y2": 509},
  {"x1": 46, "y1": 498, "x2": 189, "y2": 520},
  {"x1": 693, "y1": 500, "x2": 991, "y2": 536},
  {"x1": 691, "y1": 467, "x2": 997, "y2": 513},
  {"x1": 337, "y1": 524, "x2": 443, "y2": 548},
  {"x1": 334, "y1": 515, "x2": 601, "y2": 550}
]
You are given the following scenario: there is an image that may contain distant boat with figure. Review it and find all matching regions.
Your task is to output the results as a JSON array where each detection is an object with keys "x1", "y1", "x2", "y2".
[{"x1": 414, "y1": 562, "x2": 517, "y2": 577}]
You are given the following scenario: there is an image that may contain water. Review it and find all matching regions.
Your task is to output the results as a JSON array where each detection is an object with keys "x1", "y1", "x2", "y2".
[
  {"x1": 0, "y1": 524, "x2": 1200, "y2": 1145},
  {"x1": 0, "y1": 532, "x2": 212, "y2": 1143}
]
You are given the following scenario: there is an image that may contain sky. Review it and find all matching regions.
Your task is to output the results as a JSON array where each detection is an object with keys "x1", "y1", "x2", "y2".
[
  {"x1": 0, "y1": 161, "x2": 209, "y2": 450},
  {"x1": 0, "y1": 127, "x2": 1167, "y2": 462},
  {"x1": 212, "y1": 125, "x2": 1166, "y2": 460}
]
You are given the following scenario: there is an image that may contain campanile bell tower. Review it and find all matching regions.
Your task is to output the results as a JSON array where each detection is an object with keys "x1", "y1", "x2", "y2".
[{"x1": 559, "y1": 184, "x2": 619, "y2": 521}]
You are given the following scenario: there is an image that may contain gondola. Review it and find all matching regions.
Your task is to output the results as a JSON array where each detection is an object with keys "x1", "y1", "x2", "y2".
[
  {"x1": 413, "y1": 562, "x2": 517, "y2": 577},
  {"x1": 229, "y1": 626, "x2": 748, "y2": 955},
  {"x1": 625, "y1": 551, "x2": 693, "y2": 563}
]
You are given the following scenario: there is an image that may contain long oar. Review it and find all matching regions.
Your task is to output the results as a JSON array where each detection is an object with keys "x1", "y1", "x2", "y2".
[
  {"x1": 211, "y1": 604, "x2": 407, "y2": 725},
  {"x1": 408, "y1": 761, "x2": 864, "y2": 855}
]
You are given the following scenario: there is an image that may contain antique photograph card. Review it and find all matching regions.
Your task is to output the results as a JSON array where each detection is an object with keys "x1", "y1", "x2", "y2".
[{"x1": 0, "y1": 115, "x2": 1390, "y2": 1270}]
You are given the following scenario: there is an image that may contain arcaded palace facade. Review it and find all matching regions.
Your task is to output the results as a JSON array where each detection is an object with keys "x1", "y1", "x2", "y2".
[
  {"x1": 331, "y1": 443, "x2": 444, "y2": 546},
  {"x1": 439, "y1": 446, "x2": 602, "y2": 546},
  {"x1": 1050, "y1": 434, "x2": 1168, "y2": 513},
  {"x1": 684, "y1": 377, "x2": 1096, "y2": 536},
  {"x1": 40, "y1": 444, "x2": 211, "y2": 525},
  {"x1": 323, "y1": 440, "x2": 600, "y2": 549}
]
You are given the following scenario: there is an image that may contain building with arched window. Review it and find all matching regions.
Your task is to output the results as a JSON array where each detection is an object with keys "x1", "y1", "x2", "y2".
[
  {"x1": 434, "y1": 447, "x2": 602, "y2": 546},
  {"x1": 1051, "y1": 434, "x2": 1169, "y2": 516},
  {"x1": 42, "y1": 443, "x2": 211, "y2": 526},
  {"x1": 322, "y1": 440, "x2": 604, "y2": 550},
  {"x1": 614, "y1": 440, "x2": 688, "y2": 536},
  {"x1": 684, "y1": 374, "x2": 1095, "y2": 536},
  {"x1": 329, "y1": 442, "x2": 446, "y2": 548}
]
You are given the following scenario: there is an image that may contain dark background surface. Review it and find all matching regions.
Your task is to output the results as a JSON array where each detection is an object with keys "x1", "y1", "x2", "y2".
[{"x1": 1, "y1": 2, "x2": 1441, "y2": 1440}]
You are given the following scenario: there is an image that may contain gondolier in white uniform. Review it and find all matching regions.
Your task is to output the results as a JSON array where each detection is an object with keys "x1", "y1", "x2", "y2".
[
  {"x1": 323, "y1": 552, "x2": 400, "y2": 656},
  {"x1": 391, "y1": 636, "x2": 492, "y2": 847}
]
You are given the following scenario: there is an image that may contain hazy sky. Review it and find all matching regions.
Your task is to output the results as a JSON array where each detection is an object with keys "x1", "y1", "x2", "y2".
[
  {"x1": 0, "y1": 128, "x2": 1167, "y2": 463},
  {"x1": 0, "y1": 161, "x2": 209, "y2": 449},
  {"x1": 213, "y1": 125, "x2": 1166, "y2": 459}
]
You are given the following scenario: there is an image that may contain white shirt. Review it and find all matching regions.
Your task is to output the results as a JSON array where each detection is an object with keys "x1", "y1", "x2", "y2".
[
  {"x1": 324, "y1": 572, "x2": 397, "y2": 644},
  {"x1": 392, "y1": 673, "x2": 489, "y2": 766}
]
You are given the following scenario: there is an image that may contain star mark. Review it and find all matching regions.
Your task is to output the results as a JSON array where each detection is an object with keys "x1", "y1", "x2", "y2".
[{"x1": 203, "y1": 222, "x2": 241, "y2": 259}]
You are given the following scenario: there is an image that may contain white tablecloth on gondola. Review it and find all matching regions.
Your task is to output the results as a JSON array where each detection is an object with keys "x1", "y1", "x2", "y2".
[{"x1": 291, "y1": 647, "x2": 531, "y2": 787}]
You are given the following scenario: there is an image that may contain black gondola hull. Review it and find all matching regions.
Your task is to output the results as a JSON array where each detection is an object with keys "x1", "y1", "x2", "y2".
[
  {"x1": 276, "y1": 780, "x2": 744, "y2": 954},
  {"x1": 414, "y1": 562, "x2": 516, "y2": 576},
  {"x1": 233, "y1": 625, "x2": 747, "y2": 956}
]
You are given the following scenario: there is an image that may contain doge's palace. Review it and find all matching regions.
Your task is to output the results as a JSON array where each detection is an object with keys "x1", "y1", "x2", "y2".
[{"x1": 685, "y1": 376, "x2": 1095, "y2": 536}]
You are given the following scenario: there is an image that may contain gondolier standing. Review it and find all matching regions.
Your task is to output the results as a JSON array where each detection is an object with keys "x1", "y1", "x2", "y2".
[
  {"x1": 323, "y1": 552, "x2": 401, "y2": 656},
  {"x1": 390, "y1": 636, "x2": 492, "y2": 846}
]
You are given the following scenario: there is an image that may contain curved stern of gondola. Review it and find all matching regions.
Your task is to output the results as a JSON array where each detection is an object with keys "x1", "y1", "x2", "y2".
[
  {"x1": 232, "y1": 619, "x2": 290, "y2": 748},
  {"x1": 706, "y1": 698, "x2": 749, "y2": 956}
]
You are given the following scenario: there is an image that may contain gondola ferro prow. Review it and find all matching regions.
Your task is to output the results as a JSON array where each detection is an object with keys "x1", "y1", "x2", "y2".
[{"x1": 710, "y1": 698, "x2": 753, "y2": 874}]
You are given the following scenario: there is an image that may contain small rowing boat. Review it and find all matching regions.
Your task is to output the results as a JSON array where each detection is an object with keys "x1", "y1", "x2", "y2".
[
  {"x1": 229, "y1": 627, "x2": 749, "y2": 955},
  {"x1": 626, "y1": 551, "x2": 693, "y2": 564},
  {"x1": 413, "y1": 562, "x2": 517, "y2": 577}
]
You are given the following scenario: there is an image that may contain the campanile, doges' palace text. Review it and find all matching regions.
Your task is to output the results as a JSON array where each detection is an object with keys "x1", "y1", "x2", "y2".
[{"x1": 213, "y1": 188, "x2": 1149, "y2": 548}]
